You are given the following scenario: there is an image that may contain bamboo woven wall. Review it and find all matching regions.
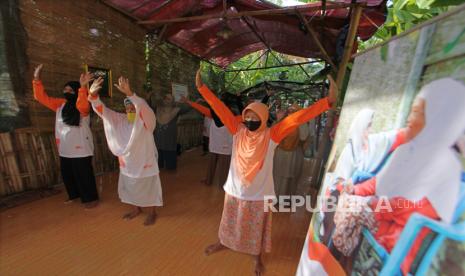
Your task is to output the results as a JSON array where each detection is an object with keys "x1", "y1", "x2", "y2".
[
  {"x1": 18, "y1": 0, "x2": 148, "y2": 131},
  {"x1": 15, "y1": 0, "x2": 201, "y2": 130},
  {"x1": 0, "y1": 119, "x2": 203, "y2": 197},
  {"x1": 177, "y1": 119, "x2": 203, "y2": 151},
  {"x1": 0, "y1": 127, "x2": 117, "y2": 197}
]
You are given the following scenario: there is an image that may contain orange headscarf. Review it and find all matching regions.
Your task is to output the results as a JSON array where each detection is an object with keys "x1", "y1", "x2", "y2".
[{"x1": 234, "y1": 102, "x2": 271, "y2": 186}]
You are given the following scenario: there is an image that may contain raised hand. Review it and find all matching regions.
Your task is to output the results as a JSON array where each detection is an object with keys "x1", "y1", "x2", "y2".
[
  {"x1": 114, "y1": 76, "x2": 133, "y2": 96},
  {"x1": 33, "y1": 64, "x2": 43, "y2": 80},
  {"x1": 327, "y1": 74, "x2": 338, "y2": 106},
  {"x1": 195, "y1": 69, "x2": 203, "y2": 88},
  {"x1": 89, "y1": 77, "x2": 104, "y2": 96},
  {"x1": 80, "y1": 72, "x2": 94, "y2": 87}
]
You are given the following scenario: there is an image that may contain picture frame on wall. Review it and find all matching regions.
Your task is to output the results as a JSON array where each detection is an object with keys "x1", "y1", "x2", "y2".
[
  {"x1": 84, "y1": 65, "x2": 112, "y2": 97},
  {"x1": 171, "y1": 82, "x2": 188, "y2": 102}
]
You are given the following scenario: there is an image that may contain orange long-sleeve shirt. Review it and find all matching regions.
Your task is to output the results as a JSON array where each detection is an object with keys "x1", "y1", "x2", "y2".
[
  {"x1": 196, "y1": 84, "x2": 330, "y2": 142},
  {"x1": 188, "y1": 101, "x2": 212, "y2": 118},
  {"x1": 33, "y1": 80, "x2": 90, "y2": 116}
]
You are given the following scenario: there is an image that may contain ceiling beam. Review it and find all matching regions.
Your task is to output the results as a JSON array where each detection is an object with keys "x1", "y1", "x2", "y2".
[
  {"x1": 138, "y1": 2, "x2": 356, "y2": 26},
  {"x1": 102, "y1": 0, "x2": 141, "y2": 21},
  {"x1": 128, "y1": 0, "x2": 153, "y2": 13},
  {"x1": 142, "y1": 0, "x2": 176, "y2": 20}
]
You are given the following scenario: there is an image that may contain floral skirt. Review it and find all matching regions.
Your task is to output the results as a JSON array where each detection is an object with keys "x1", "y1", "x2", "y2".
[{"x1": 219, "y1": 194, "x2": 272, "y2": 255}]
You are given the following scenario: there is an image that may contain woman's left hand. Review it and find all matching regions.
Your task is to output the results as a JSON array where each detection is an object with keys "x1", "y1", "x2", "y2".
[
  {"x1": 114, "y1": 76, "x2": 134, "y2": 96},
  {"x1": 89, "y1": 77, "x2": 104, "y2": 96}
]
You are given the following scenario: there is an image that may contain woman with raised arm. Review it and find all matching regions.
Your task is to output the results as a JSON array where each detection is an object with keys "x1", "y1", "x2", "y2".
[
  {"x1": 196, "y1": 69, "x2": 335, "y2": 275},
  {"x1": 88, "y1": 77, "x2": 163, "y2": 226},
  {"x1": 147, "y1": 92, "x2": 191, "y2": 171},
  {"x1": 181, "y1": 94, "x2": 242, "y2": 187},
  {"x1": 32, "y1": 64, "x2": 99, "y2": 208}
]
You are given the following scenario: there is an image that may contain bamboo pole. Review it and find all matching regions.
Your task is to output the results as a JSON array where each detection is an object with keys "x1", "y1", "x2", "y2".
[
  {"x1": 335, "y1": 5, "x2": 363, "y2": 95},
  {"x1": 224, "y1": 60, "x2": 323, "y2": 72},
  {"x1": 296, "y1": 10, "x2": 338, "y2": 73},
  {"x1": 225, "y1": 50, "x2": 269, "y2": 90}
]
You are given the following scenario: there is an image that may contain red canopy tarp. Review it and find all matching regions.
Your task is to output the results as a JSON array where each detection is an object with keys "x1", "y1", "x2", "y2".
[{"x1": 104, "y1": 0, "x2": 387, "y2": 67}]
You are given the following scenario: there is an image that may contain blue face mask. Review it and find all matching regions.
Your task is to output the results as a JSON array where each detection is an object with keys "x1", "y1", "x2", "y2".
[{"x1": 244, "y1": 120, "x2": 261, "y2": 131}]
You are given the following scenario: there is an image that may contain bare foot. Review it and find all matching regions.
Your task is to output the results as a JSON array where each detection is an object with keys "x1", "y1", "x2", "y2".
[
  {"x1": 254, "y1": 255, "x2": 265, "y2": 276},
  {"x1": 204, "y1": 241, "x2": 226, "y2": 256},
  {"x1": 64, "y1": 199, "x2": 75, "y2": 204},
  {"x1": 144, "y1": 213, "x2": 157, "y2": 226},
  {"x1": 123, "y1": 207, "x2": 141, "y2": 220},
  {"x1": 84, "y1": 201, "x2": 99, "y2": 209}
]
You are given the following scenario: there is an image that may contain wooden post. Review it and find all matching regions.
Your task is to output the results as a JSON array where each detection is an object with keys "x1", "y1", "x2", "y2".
[
  {"x1": 335, "y1": 5, "x2": 363, "y2": 97},
  {"x1": 309, "y1": 5, "x2": 363, "y2": 189}
]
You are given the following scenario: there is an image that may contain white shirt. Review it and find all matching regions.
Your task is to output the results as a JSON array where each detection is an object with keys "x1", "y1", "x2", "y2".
[
  {"x1": 223, "y1": 138, "x2": 278, "y2": 201},
  {"x1": 55, "y1": 104, "x2": 94, "y2": 158},
  {"x1": 90, "y1": 95, "x2": 159, "y2": 178},
  {"x1": 209, "y1": 123, "x2": 233, "y2": 155}
]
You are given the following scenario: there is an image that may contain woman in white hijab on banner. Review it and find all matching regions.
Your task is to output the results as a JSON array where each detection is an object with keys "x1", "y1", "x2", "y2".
[
  {"x1": 297, "y1": 78, "x2": 465, "y2": 276},
  {"x1": 88, "y1": 77, "x2": 163, "y2": 226},
  {"x1": 316, "y1": 101, "x2": 422, "y2": 248},
  {"x1": 339, "y1": 78, "x2": 465, "y2": 275}
]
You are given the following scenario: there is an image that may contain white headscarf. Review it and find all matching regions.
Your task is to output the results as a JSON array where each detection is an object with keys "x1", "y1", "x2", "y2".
[
  {"x1": 102, "y1": 103, "x2": 146, "y2": 157},
  {"x1": 376, "y1": 78, "x2": 465, "y2": 223},
  {"x1": 333, "y1": 109, "x2": 394, "y2": 182}
]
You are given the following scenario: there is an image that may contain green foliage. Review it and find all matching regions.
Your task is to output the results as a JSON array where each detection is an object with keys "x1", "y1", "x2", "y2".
[
  {"x1": 200, "y1": 51, "x2": 325, "y2": 95},
  {"x1": 360, "y1": 0, "x2": 461, "y2": 50}
]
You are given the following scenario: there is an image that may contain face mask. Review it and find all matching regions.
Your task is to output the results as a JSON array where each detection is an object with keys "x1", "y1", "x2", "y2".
[
  {"x1": 127, "y1": 112, "x2": 136, "y2": 123},
  {"x1": 63, "y1": 92, "x2": 76, "y2": 101},
  {"x1": 244, "y1": 120, "x2": 261, "y2": 131}
]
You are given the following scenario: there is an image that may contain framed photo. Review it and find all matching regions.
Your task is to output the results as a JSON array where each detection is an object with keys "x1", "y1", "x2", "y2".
[
  {"x1": 84, "y1": 65, "x2": 112, "y2": 97},
  {"x1": 171, "y1": 82, "x2": 188, "y2": 102}
]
